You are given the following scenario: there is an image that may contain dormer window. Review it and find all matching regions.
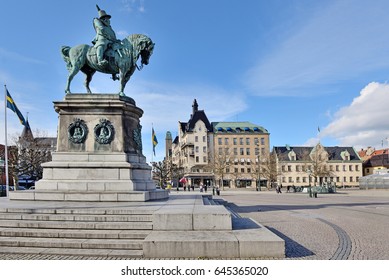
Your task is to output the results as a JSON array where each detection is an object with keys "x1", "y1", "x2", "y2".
[
  {"x1": 288, "y1": 150, "x2": 296, "y2": 161},
  {"x1": 341, "y1": 150, "x2": 350, "y2": 161}
]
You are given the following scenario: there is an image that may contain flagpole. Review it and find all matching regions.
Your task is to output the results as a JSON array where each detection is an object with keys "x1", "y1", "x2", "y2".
[
  {"x1": 4, "y1": 85, "x2": 9, "y2": 197},
  {"x1": 151, "y1": 123, "x2": 154, "y2": 163}
]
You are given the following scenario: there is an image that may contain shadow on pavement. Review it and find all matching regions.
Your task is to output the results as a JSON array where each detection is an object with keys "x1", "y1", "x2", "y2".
[{"x1": 266, "y1": 227, "x2": 315, "y2": 259}]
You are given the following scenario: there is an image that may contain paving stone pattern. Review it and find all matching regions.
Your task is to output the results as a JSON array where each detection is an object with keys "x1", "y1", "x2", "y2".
[
  {"x1": 223, "y1": 188, "x2": 389, "y2": 260},
  {"x1": 1, "y1": 188, "x2": 388, "y2": 260}
]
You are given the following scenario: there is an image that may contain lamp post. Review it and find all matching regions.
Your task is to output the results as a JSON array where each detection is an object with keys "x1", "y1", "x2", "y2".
[
  {"x1": 255, "y1": 143, "x2": 261, "y2": 191},
  {"x1": 307, "y1": 169, "x2": 312, "y2": 197}
]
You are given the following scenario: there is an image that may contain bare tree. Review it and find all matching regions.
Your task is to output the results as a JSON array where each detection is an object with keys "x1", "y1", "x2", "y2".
[
  {"x1": 301, "y1": 144, "x2": 333, "y2": 186},
  {"x1": 252, "y1": 150, "x2": 280, "y2": 189},
  {"x1": 7, "y1": 129, "x2": 54, "y2": 188},
  {"x1": 207, "y1": 145, "x2": 235, "y2": 190},
  {"x1": 151, "y1": 160, "x2": 173, "y2": 188}
]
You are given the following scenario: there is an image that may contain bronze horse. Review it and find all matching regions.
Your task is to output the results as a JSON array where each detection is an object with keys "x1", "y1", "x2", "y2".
[{"x1": 61, "y1": 34, "x2": 154, "y2": 96}]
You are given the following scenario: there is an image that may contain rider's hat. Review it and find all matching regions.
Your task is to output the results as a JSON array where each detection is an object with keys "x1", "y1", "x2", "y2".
[{"x1": 96, "y1": 5, "x2": 111, "y2": 19}]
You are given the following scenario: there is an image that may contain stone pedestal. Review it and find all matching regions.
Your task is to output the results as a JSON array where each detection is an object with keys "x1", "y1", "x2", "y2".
[{"x1": 10, "y1": 94, "x2": 168, "y2": 202}]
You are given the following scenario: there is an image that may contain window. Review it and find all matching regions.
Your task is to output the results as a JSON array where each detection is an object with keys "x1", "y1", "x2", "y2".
[
  {"x1": 350, "y1": 176, "x2": 353, "y2": 182},
  {"x1": 203, "y1": 146, "x2": 206, "y2": 153},
  {"x1": 195, "y1": 136, "x2": 198, "y2": 142},
  {"x1": 303, "y1": 177, "x2": 307, "y2": 183},
  {"x1": 288, "y1": 177, "x2": 293, "y2": 183},
  {"x1": 241, "y1": 168, "x2": 245, "y2": 173},
  {"x1": 234, "y1": 148, "x2": 237, "y2": 155},
  {"x1": 225, "y1": 138, "x2": 229, "y2": 145},
  {"x1": 203, "y1": 156, "x2": 207, "y2": 162},
  {"x1": 226, "y1": 168, "x2": 230, "y2": 173},
  {"x1": 234, "y1": 168, "x2": 238, "y2": 173},
  {"x1": 296, "y1": 165, "x2": 300, "y2": 172},
  {"x1": 343, "y1": 165, "x2": 346, "y2": 172},
  {"x1": 246, "y1": 148, "x2": 250, "y2": 155},
  {"x1": 288, "y1": 165, "x2": 292, "y2": 172},
  {"x1": 255, "y1": 148, "x2": 259, "y2": 156},
  {"x1": 195, "y1": 146, "x2": 199, "y2": 153},
  {"x1": 247, "y1": 168, "x2": 251, "y2": 173},
  {"x1": 330, "y1": 165, "x2": 333, "y2": 171},
  {"x1": 349, "y1": 165, "x2": 353, "y2": 171},
  {"x1": 196, "y1": 156, "x2": 199, "y2": 163},
  {"x1": 239, "y1": 138, "x2": 244, "y2": 145},
  {"x1": 218, "y1": 147, "x2": 222, "y2": 154},
  {"x1": 355, "y1": 165, "x2": 359, "y2": 171},
  {"x1": 336, "y1": 165, "x2": 339, "y2": 171},
  {"x1": 261, "y1": 137, "x2": 265, "y2": 145},
  {"x1": 203, "y1": 136, "x2": 206, "y2": 142},
  {"x1": 254, "y1": 138, "x2": 259, "y2": 145},
  {"x1": 218, "y1": 138, "x2": 222, "y2": 145},
  {"x1": 240, "y1": 148, "x2": 244, "y2": 155},
  {"x1": 246, "y1": 138, "x2": 250, "y2": 145},
  {"x1": 296, "y1": 177, "x2": 300, "y2": 183}
]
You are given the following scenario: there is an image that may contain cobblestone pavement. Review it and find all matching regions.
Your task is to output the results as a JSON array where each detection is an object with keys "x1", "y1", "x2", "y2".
[
  {"x1": 1, "y1": 188, "x2": 388, "y2": 260},
  {"x1": 223, "y1": 188, "x2": 389, "y2": 260}
]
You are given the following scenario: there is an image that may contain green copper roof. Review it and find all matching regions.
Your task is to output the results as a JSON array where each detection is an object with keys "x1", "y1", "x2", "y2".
[{"x1": 211, "y1": 121, "x2": 268, "y2": 133}]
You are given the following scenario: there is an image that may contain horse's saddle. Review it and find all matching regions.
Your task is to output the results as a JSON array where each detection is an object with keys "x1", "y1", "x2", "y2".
[
  {"x1": 88, "y1": 42, "x2": 124, "y2": 72},
  {"x1": 88, "y1": 42, "x2": 123, "y2": 59}
]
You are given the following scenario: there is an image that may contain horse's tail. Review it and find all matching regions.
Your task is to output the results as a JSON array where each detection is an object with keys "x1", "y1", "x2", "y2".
[{"x1": 60, "y1": 46, "x2": 72, "y2": 71}]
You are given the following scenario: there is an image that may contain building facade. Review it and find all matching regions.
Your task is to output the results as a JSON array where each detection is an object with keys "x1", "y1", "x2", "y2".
[
  {"x1": 212, "y1": 122, "x2": 270, "y2": 188},
  {"x1": 274, "y1": 143, "x2": 363, "y2": 188},
  {"x1": 358, "y1": 147, "x2": 389, "y2": 176},
  {"x1": 168, "y1": 99, "x2": 270, "y2": 189}
]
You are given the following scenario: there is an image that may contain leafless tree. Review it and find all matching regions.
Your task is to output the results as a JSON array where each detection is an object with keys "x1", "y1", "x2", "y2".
[
  {"x1": 252, "y1": 150, "x2": 280, "y2": 189},
  {"x1": 207, "y1": 145, "x2": 235, "y2": 190}
]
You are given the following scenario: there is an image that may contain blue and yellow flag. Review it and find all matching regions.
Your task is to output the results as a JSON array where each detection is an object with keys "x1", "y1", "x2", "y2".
[
  {"x1": 152, "y1": 127, "x2": 158, "y2": 156},
  {"x1": 6, "y1": 88, "x2": 27, "y2": 126}
]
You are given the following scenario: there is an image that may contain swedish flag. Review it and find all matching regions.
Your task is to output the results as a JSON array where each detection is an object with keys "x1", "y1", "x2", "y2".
[
  {"x1": 152, "y1": 127, "x2": 158, "y2": 156},
  {"x1": 6, "y1": 88, "x2": 27, "y2": 126}
]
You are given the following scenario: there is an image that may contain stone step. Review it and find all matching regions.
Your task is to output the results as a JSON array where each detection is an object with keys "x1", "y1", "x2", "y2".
[
  {"x1": 0, "y1": 207, "x2": 155, "y2": 215},
  {"x1": 0, "y1": 228, "x2": 150, "y2": 239},
  {"x1": 0, "y1": 236, "x2": 143, "y2": 250},
  {"x1": 0, "y1": 213, "x2": 153, "y2": 222},
  {"x1": 8, "y1": 190, "x2": 153, "y2": 202},
  {"x1": 0, "y1": 246, "x2": 144, "y2": 258},
  {"x1": 0, "y1": 220, "x2": 153, "y2": 230}
]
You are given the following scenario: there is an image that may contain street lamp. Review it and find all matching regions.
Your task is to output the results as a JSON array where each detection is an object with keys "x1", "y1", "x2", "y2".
[
  {"x1": 307, "y1": 169, "x2": 312, "y2": 197},
  {"x1": 256, "y1": 143, "x2": 261, "y2": 191}
]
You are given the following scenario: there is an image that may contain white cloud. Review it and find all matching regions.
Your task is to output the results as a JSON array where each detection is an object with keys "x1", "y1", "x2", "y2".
[
  {"x1": 245, "y1": 0, "x2": 389, "y2": 96},
  {"x1": 121, "y1": 0, "x2": 146, "y2": 13},
  {"x1": 321, "y1": 82, "x2": 389, "y2": 149}
]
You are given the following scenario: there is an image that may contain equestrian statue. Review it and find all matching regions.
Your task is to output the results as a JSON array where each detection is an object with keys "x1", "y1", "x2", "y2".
[{"x1": 61, "y1": 5, "x2": 154, "y2": 96}]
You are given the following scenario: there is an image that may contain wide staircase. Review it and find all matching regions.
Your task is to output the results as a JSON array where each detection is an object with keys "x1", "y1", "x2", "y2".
[{"x1": 0, "y1": 207, "x2": 153, "y2": 258}]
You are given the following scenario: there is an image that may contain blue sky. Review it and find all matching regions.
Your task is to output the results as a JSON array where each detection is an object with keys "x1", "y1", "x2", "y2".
[{"x1": 2, "y1": 0, "x2": 389, "y2": 163}]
